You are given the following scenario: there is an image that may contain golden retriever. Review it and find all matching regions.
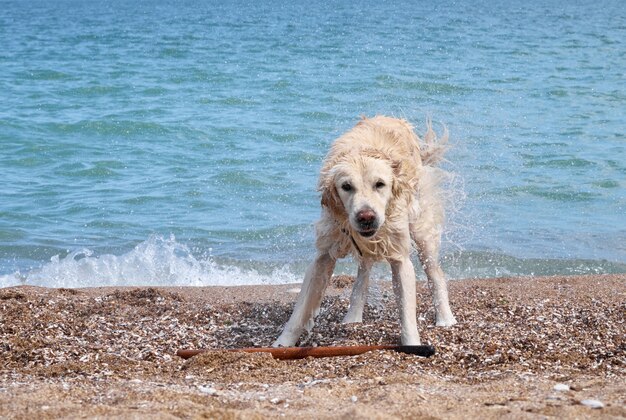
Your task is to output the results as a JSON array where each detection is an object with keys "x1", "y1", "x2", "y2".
[{"x1": 273, "y1": 116, "x2": 457, "y2": 347}]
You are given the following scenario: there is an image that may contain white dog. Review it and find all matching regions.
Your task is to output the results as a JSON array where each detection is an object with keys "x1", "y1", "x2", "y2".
[{"x1": 273, "y1": 116, "x2": 457, "y2": 347}]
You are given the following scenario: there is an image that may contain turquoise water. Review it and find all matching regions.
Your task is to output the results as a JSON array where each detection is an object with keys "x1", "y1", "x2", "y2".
[{"x1": 1, "y1": 0, "x2": 625, "y2": 287}]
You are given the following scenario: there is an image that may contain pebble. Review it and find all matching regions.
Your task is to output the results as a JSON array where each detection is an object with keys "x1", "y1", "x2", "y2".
[
  {"x1": 553, "y1": 383, "x2": 570, "y2": 392},
  {"x1": 580, "y1": 399, "x2": 604, "y2": 409},
  {"x1": 351, "y1": 395, "x2": 358, "y2": 403}
]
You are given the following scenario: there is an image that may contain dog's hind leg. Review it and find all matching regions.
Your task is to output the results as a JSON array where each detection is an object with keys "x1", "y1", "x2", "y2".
[
  {"x1": 414, "y1": 234, "x2": 457, "y2": 327},
  {"x1": 389, "y1": 257, "x2": 421, "y2": 345},
  {"x1": 273, "y1": 252, "x2": 336, "y2": 347},
  {"x1": 342, "y1": 259, "x2": 373, "y2": 324}
]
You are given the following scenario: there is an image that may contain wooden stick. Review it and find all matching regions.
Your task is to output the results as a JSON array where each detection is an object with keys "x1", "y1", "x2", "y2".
[{"x1": 176, "y1": 344, "x2": 435, "y2": 360}]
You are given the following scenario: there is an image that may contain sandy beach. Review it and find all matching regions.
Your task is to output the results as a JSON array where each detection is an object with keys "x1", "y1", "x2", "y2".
[{"x1": 1, "y1": 274, "x2": 624, "y2": 419}]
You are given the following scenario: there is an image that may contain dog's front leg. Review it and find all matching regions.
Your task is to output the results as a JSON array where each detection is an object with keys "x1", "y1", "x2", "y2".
[
  {"x1": 389, "y1": 257, "x2": 420, "y2": 345},
  {"x1": 342, "y1": 259, "x2": 373, "y2": 324},
  {"x1": 273, "y1": 252, "x2": 336, "y2": 347}
]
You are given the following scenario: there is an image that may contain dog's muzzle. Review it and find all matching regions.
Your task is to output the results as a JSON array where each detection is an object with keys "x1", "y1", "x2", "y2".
[{"x1": 355, "y1": 208, "x2": 378, "y2": 237}]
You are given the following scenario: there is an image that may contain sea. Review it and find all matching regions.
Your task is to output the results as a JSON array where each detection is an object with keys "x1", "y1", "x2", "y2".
[{"x1": 1, "y1": 0, "x2": 624, "y2": 288}]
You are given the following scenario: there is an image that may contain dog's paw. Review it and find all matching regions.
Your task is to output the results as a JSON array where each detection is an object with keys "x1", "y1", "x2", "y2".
[
  {"x1": 341, "y1": 313, "x2": 363, "y2": 324},
  {"x1": 435, "y1": 315, "x2": 457, "y2": 327},
  {"x1": 272, "y1": 333, "x2": 297, "y2": 348},
  {"x1": 271, "y1": 339, "x2": 288, "y2": 348},
  {"x1": 400, "y1": 333, "x2": 421, "y2": 346}
]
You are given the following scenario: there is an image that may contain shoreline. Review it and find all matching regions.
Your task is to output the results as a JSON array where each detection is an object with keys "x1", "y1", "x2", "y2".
[{"x1": 1, "y1": 274, "x2": 624, "y2": 418}]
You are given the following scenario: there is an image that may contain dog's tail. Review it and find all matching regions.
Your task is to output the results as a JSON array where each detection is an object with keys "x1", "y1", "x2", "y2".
[{"x1": 420, "y1": 119, "x2": 449, "y2": 166}]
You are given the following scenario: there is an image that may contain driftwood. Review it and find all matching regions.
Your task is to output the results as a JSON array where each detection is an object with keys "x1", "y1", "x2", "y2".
[{"x1": 176, "y1": 344, "x2": 435, "y2": 360}]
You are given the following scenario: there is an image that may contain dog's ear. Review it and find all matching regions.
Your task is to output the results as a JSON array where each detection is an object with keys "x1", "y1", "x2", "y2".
[
  {"x1": 319, "y1": 175, "x2": 344, "y2": 218},
  {"x1": 391, "y1": 160, "x2": 402, "y2": 176},
  {"x1": 391, "y1": 159, "x2": 416, "y2": 200},
  {"x1": 391, "y1": 160, "x2": 404, "y2": 198}
]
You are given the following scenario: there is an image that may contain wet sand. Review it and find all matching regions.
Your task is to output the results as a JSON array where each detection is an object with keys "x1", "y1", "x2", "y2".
[{"x1": 1, "y1": 274, "x2": 624, "y2": 419}]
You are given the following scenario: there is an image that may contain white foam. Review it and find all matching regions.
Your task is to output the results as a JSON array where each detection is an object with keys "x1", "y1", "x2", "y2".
[{"x1": 0, "y1": 235, "x2": 299, "y2": 288}]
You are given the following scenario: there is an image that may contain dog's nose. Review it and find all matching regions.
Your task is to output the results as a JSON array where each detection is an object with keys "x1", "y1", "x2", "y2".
[{"x1": 356, "y1": 208, "x2": 376, "y2": 225}]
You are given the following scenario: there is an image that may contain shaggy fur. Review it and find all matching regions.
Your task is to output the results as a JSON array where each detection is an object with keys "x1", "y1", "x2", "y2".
[{"x1": 274, "y1": 116, "x2": 457, "y2": 347}]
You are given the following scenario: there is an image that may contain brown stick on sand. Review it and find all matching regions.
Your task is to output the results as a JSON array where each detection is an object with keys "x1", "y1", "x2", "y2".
[{"x1": 176, "y1": 344, "x2": 435, "y2": 360}]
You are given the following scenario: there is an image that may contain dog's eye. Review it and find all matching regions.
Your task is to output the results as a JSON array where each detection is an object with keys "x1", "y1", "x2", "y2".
[
  {"x1": 341, "y1": 183, "x2": 353, "y2": 192},
  {"x1": 375, "y1": 181, "x2": 386, "y2": 189}
]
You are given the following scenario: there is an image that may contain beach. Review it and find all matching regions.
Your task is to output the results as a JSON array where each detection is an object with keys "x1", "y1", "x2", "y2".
[{"x1": 1, "y1": 274, "x2": 624, "y2": 418}]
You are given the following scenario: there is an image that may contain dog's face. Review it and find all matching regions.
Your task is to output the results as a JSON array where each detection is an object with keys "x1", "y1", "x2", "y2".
[{"x1": 330, "y1": 156, "x2": 395, "y2": 238}]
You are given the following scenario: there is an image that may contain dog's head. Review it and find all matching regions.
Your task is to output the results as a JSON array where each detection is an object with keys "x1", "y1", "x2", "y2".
[{"x1": 320, "y1": 150, "x2": 412, "y2": 238}]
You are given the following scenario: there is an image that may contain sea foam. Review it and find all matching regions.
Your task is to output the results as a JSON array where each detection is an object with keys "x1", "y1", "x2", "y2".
[{"x1": 0, "y1": 235, "x2": 299, "y2": 288}]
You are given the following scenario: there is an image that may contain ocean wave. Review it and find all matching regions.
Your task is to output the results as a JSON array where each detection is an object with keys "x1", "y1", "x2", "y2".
[{"x1": 0, "y1": 235, "x2": 299, "y2": 288}]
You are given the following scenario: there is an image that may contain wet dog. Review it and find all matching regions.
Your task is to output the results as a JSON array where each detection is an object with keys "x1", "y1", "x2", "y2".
[{"x1": 274, "y1": 116, "x2": 456, "y2": 347}]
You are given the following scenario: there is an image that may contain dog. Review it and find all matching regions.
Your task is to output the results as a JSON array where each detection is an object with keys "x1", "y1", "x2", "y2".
[{"x1": 273, "y1": 116, "x2": 457, "y2": 347}]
